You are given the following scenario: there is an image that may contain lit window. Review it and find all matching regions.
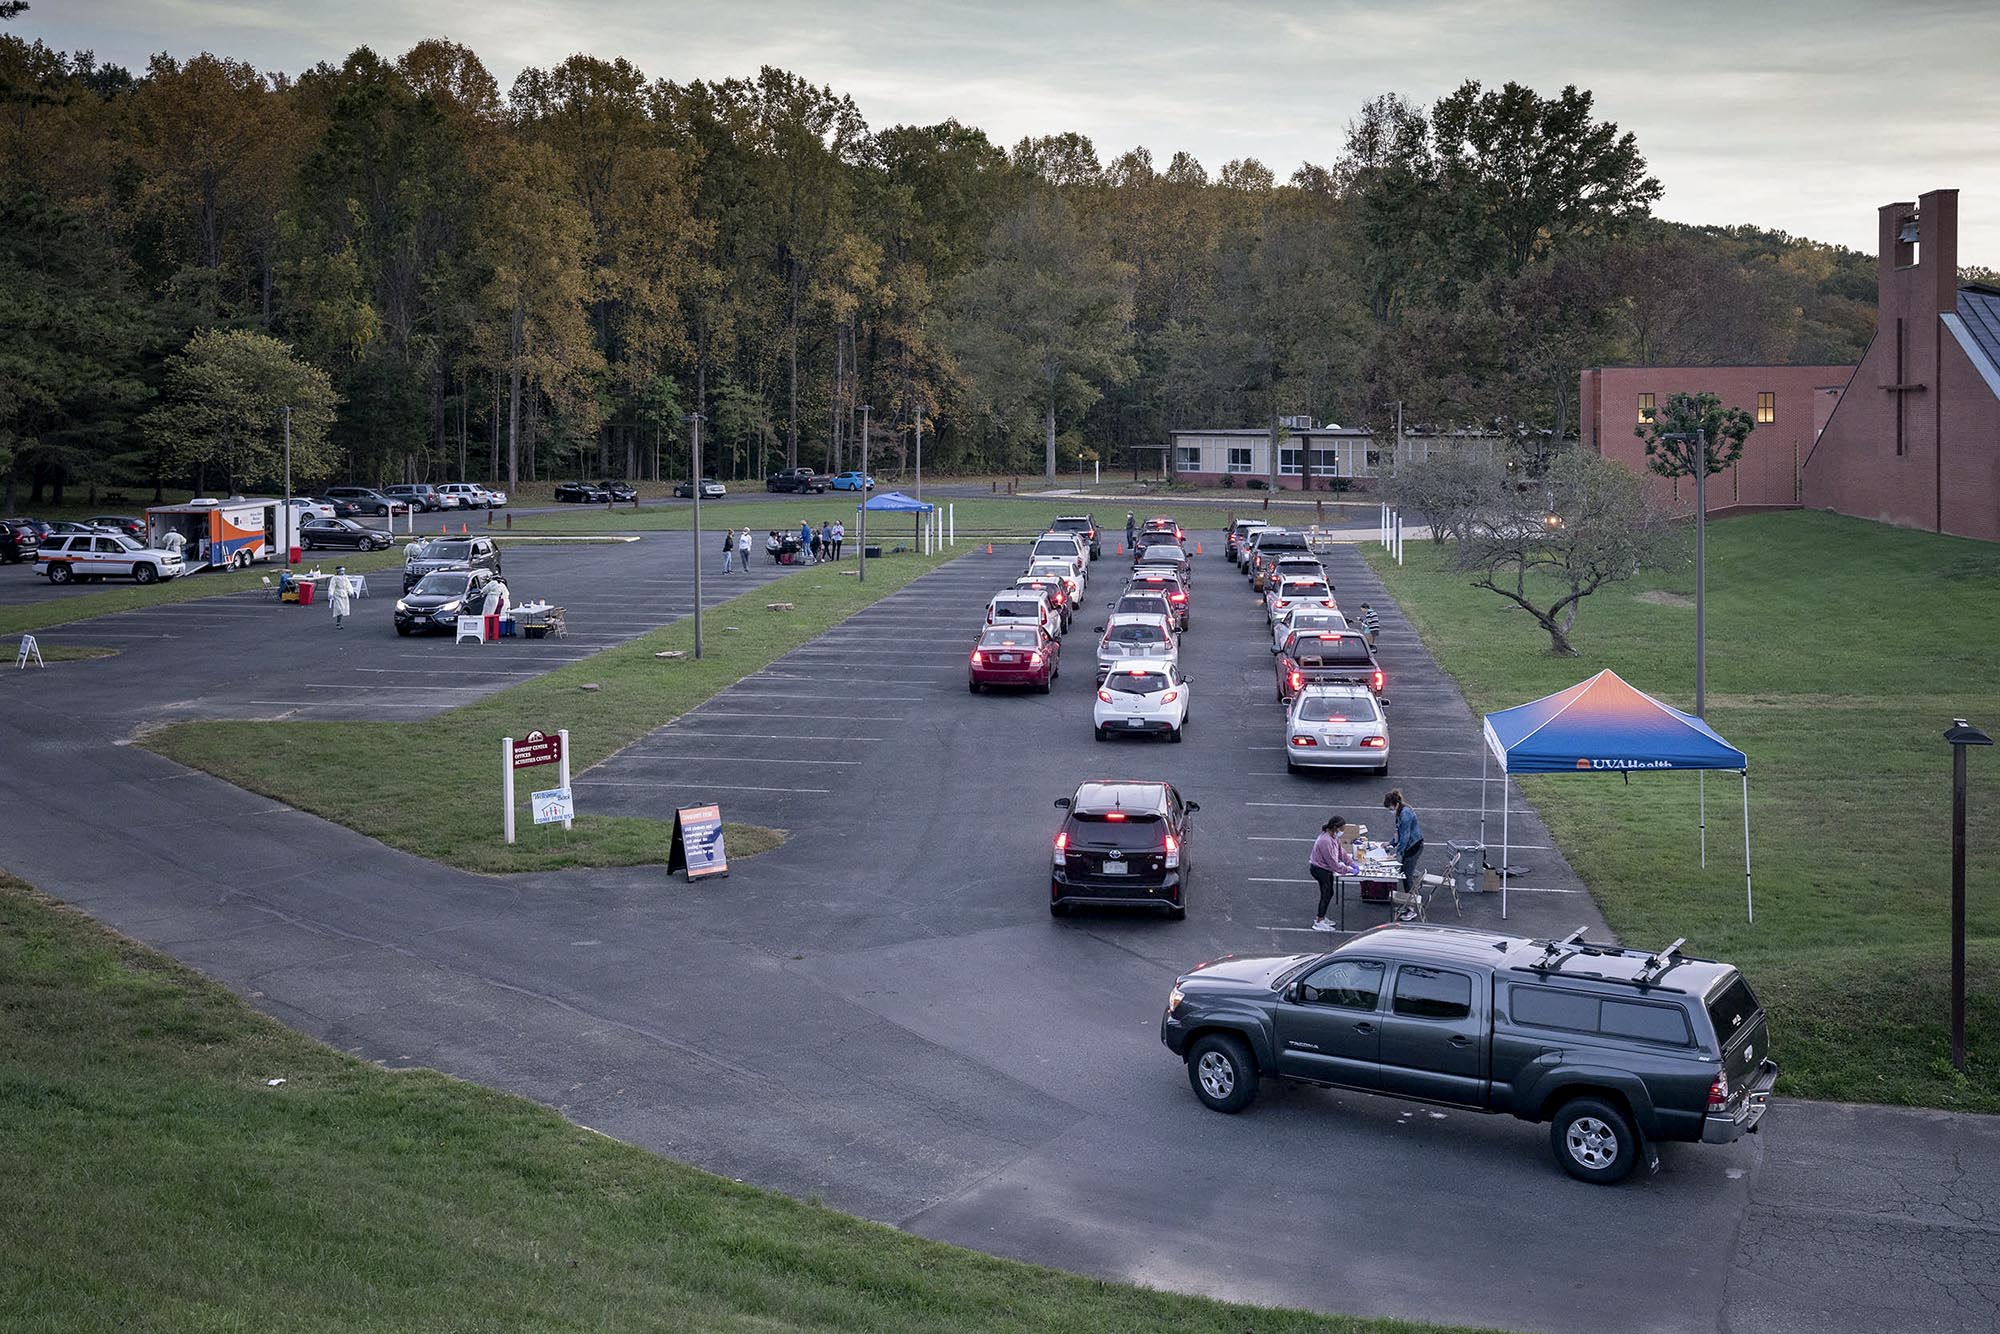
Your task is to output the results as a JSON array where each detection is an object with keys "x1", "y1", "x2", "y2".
[
  {"x1": 1227, "y1": 447, "x2": 1254, "y2": 474},
  {"x1": 1757, "y1": 392, "x2": 1775, "y2": 424},
  {"x1": 1175, "y1": 445, "x2": 1201, "y2": 471},
  {"x1": 1638, "y1": 393, "x2": 1655, "y2": 424}
]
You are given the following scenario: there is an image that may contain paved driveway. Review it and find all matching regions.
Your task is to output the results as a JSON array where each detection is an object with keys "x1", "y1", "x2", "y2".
[{"x1": 0, "y1": 529, "x2": 1993, "y2": 1334}]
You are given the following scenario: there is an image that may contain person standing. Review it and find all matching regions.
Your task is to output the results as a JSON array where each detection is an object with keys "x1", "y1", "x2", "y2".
[
  {"x1": 799, "y1": 518, "x2": 814, "y2": 563},
  {"x1": 1309, "y1": 815, "x2": 1361, "y2": 932},
  {"x1": 1359, "y1": 601, "x2": 1381, "y2": 649},
  {"x1": 736, "y1": 527, "x2": 751, "y2": 573},
  {"x1": 819, "y1": 520, "x2": 833, "y2": 563},
  {"x1": 832, "y1": 519, "x2": 844, "y2": 560},
  {"x1": 1124, "y1": 510, "x2": 1136, "y2": 551},
  {"x1": 1383, "y1": 789, "x2": 1425, "y2": 921},
  {"x1": 720, "y1": 526, "x2": 735, "y2": 574},
  {"x1": 328, "y1": 565, "x2": 353, "y2": 629}
]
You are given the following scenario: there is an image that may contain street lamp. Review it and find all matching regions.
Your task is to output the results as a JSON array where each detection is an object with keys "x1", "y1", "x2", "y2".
[
  {"x1": 1945, "y1": 717, "x2": 1991, "y2": 1072},
  {"x1": 857, "y1": 403, "x2": 870, "y2": 584},
  {"x1": 1660, "y1": 429, "x2": 1710, "y2": 717},
  {"x1": 687, "y1": 411, "x2": 706, "y2": 659}
]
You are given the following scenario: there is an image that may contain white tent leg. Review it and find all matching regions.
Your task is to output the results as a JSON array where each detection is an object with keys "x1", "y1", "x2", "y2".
[
  {"x1": 1742, "y1": 772, "x2": 1753, "y2": 924},
  {"x1": 1700, "y1": 770, "x2": 1707, "y2": 868},
  {"x1": 1501, "y1": 797, "x2": 1510, "y2": 921},
  {"x1": 1480, "y1": 745, "x2": 1489, "y2": 849}
]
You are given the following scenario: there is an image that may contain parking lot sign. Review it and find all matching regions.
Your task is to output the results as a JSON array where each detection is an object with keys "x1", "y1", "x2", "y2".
[
  {"x1": 502, "y1": 728, "x2": 572, "y2": 843},
  {"x1": 512, "y1": 730, "x2": 562, "y2": 768}
]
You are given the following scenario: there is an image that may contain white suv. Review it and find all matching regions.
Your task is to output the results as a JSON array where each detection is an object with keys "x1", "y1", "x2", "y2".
[
  {"x1": 36, "y1": 533, "x2": 186, "y2": 585},
  {"x1": 437, "y1": 482, "x2": 504, "y2": 509}
]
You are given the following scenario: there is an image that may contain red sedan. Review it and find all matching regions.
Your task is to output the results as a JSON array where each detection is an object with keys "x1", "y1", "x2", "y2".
[{"x1": 969, "y1": 625, "x2": 1060, "y2": 694}]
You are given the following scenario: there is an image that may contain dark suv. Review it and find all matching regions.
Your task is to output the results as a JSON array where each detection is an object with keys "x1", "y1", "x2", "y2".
[
  {"x1": 1050, "y1": 780, "x2": 1199, "y2": 919},
  {"x1": 0, "y1": 520, "x2": 41, "y2": 564},
  {"x1": 1050, "y1": 514, "x2": 1101, "y2": 560},
  {"x1": 1161, "y1": 925, "x2": 1777, "y2": 1184},
  {"x1": 403, "y1": 535, "x2": 502, "y2": 591}
]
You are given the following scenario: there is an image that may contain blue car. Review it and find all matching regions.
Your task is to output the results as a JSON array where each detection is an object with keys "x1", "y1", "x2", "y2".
[{"x1": 828, "y1": 471, "x2": 876, "y2": 491}]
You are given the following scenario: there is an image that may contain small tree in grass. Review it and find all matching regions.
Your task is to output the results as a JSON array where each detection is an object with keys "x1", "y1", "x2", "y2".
[
  {"x1": 1635, "y1": 390, "x2": 1753, "y2": 492},
  {"x1": 1386, "y1": 447, "x2": 1508, "y2": 544},
  {"x1": 1456, "y1": 450, "x2": 1684, "y2": 656}
]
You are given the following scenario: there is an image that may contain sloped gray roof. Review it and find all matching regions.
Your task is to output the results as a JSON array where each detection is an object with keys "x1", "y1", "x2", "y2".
[{"x1": 1948, "y1": 285, "x2": 2000, "y2": 399}]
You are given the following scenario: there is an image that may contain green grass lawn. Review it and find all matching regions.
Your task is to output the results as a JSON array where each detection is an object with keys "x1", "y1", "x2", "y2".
[
  {"x1": 1365, "y1": 510, "x2": 2000, "y2": 1111},
  {"x1": 0, "y1": 874, "x2": 1487, "y2": 1334},
  {"x1": 144, "y1": 552, "x2": 957, "y2": 873}
]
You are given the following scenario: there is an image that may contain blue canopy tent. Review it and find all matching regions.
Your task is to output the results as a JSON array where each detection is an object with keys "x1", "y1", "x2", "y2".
[
  {"x1": 860, "y1": 490, "x2": 937, "y2": 554},
  {"x1": 1479, "y1": 669, "x2": 1753, "y2": 922}
]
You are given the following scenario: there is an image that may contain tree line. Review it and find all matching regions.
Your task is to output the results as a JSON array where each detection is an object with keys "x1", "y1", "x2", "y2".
[{"x1": 0, "y1": 9, "x2": 1881, "y2": 508}]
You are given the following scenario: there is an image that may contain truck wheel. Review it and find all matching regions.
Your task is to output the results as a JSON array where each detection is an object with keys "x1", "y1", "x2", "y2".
[
  {"x1": 133, "y1": 563, "x2": 158, "y2": 585},
  {"x1": 1187, "y1": 1033, "x2": 1257, "y2": 1113},
  {"x1": 1551, "y1": 1097, "x2": 1638, "y2": 1184}
]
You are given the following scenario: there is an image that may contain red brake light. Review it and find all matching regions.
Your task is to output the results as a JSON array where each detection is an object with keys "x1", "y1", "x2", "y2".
[
  {"x1": 1055, "y1": 831, "x2": 1068, "y2": 853},
  {"x1": 971, "y1": 650, "x2": 983, "y2": 665},
  {"x1": 1097, "y1": 688, "x2": 1113, "y2": 703},
  {"x1": 1707, "y1": 1073, "x2": 1730, "y2": 1112},
  {"x1": 1028, "y1": 650, "x2": 1043, "y2": 664},
  {"x1": 1170, "y1": 591, "x2": 1186, "y2": 603},
  {"x1": 1163, "y1": 833, "x2": 1179, "y2": 855},
  {"x1": 1161, "y1": 689, "x2": 1179, "y2": 703},
  {"x1": 1105, "y1": 811, "x2": 1127, "y2": 821},
  {"x1": 1361, "y1": 735, "x2": 1386, "y2": 749},
  {"x1": 1291, "y1": 734, "x2": 1317, "y2": 746},
  {"x1": 1371, "y1": 670, "x2": 1384, "y2": 691}
]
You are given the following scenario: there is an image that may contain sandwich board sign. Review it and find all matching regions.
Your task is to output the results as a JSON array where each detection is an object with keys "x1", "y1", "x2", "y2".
[
  {"x1": 668, "y1": 804, "x2": 728, "y2": 880},
  {"x1": 17, "y1": 635, "x2": 43, "y2": 669},
  {"x1": 531, "y1": 787, "x2": 574, "y2": 826}
]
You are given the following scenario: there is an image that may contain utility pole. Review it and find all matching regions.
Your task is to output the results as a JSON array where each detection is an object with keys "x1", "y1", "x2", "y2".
[
  {"x1": 1944, "y1": 718, "x2": 1991, "y2": 1072},
  {"x1": 857, "y1": 403, "x2": 870, "y2": 584},
  {"x1": 913, "y1": 409, "x2": 922, "y2": 504},
  {"x1": 283, "y1": 405, "x2": 294, "y2": 565},
  {"x1": 689, "y1": 412, "x2": 706, "y2": 659}
]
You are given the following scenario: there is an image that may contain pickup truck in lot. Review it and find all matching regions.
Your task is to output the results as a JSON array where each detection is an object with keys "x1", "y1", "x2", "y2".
[
  {"x1": 1161, "y1": 924, "x2": 1778, "y2": 1184},
  {"x1": 765, "y1": 468, "x2": 828, "y2": 493},
  {"x1": 1274, "y1": 627, "x2": 1382, "y2": 705}
]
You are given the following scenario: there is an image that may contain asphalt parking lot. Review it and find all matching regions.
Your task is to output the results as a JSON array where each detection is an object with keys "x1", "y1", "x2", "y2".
[
  {"x1": 9, "y1": 534, "x2": 799, "y2": 723},
  {"x1": 3, "y1": 523, "x2": 1993, "y2": 1334}
]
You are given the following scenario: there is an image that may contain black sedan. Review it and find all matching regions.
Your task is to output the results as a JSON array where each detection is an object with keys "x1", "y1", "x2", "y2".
[
  {"x1": 672, "y1": 478, "x2": 727, "y2": 499},
  {"x1": 300, "y1": 517, "x2": 393, "y2": 551},
  {"x1": 594, "y1": 479, "x2": 639, "y2": 501},
  {"x1": 554, "y1": 482, "x2": 609, "y2": 503},
  {"x1": 395, "y1": 568, "x2": 495, "y2": 635},
  {"x1": 1050, "y1": 780, "x2": 1198, "y2": 920}
]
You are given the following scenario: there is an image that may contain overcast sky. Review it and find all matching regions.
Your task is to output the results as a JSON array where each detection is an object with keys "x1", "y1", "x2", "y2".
[{"x1": 24, "y1": 0, "x2": 2000, "y2": 265}]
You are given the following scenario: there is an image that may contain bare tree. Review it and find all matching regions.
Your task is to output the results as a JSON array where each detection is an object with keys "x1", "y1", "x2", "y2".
[
  {"x1": 1455, "y1": 451, "x2": 1684, "y2": 656},
  {"x1": 1385, "y1": 446, "x2": 1507, "y2": 544}
]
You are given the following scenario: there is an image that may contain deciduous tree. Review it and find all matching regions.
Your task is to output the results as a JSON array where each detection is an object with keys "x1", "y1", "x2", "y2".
[{"x1": 141, "y1": 329, "x2": 336, "y2": 493}]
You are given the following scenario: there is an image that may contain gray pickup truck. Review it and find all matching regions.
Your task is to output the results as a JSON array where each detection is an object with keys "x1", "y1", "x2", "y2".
[{"x1": 1161, "y1": 924, "x2": 1777, "y2": 1184}]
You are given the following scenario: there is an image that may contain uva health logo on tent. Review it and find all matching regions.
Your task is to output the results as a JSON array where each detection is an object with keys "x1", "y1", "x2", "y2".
[{"x1": 1574, "y1": 758, "x2": 1674, "y2": 771}]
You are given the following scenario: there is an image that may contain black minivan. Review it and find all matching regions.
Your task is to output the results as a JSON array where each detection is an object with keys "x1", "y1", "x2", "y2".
[{"x1": 1050, "y1": 780, "x2": 1198, "y2": 919}]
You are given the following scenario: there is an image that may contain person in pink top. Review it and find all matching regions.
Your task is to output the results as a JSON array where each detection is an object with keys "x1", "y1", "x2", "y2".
[{"x1": 1309, "y1": 815, "x2": 1361, "y2": 932}]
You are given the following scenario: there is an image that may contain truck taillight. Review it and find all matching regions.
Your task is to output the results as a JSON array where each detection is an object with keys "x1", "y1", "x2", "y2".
[
  {"x1": 1371, "y1": 670, "x2": 1384, "y2": 691},
  {"x1": 1707, "y1": 1073, "x2": 1730, "y2": 1112},
  {"x1": 1361, "y1": 735, "x2": 1386, "y2": 749}
]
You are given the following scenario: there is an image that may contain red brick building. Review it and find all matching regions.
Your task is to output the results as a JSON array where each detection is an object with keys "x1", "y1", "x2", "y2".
[
  {"x1": 1802, "y1": 189, "x2": 2000, "y2": 541},
  {"x1": 1579, "y1": 364, "x2": 1854, "y2": 513}
]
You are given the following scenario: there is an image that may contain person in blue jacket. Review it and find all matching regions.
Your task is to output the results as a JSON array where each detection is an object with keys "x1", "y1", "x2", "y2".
[
  {"x1": 799, "y1": 518, "x2": 814, "y2": 563},
  {"x1": 1384, "y1": 788, "x2": 1425, "y2": 921}
]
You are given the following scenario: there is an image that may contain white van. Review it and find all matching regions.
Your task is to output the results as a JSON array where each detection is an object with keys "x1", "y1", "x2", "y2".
[{"x1": 987, "y1": 590, "x2": 1058, "y2": 636}]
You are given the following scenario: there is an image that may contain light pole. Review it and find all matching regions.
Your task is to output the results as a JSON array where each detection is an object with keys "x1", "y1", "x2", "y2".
[
  {"x1": 1945, "y1": 718, "x2": 1992, "y2": 1072},
  {"x1": 688, "y1": 412, "x2": 706, "y2": 659},
  {"x1": 913, "y1": 406, "x2": 923, "y2": 505},
  {"x1": 1661, "y1": 429, "x2": 1711, "y2": 716},
  {"x1": 857, "y1": 403, "x2": 870, "y2": 584}
]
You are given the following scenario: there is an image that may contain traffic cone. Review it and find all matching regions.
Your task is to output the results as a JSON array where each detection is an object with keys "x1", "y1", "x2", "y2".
[
  {"x1": 986, "y1": 542, "x2": 993, "y2": 555},
  {"x1": 461, "y1": 522, "x2": 469, "y2": 534},
  {"x1": 440, "y1": 522, "x2": 447, "y2": 534},
  {"x1": 1195, "y1": 541, "x2": 1203, "y2": 555},
  {"x1": 1116, "y1": 542, "x2": 1123, "y2": 555}
]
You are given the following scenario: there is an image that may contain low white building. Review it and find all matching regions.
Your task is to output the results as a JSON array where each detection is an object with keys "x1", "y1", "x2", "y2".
[{"x1": 1164, "y1": 421, "x2": 1502, "y2": 490}]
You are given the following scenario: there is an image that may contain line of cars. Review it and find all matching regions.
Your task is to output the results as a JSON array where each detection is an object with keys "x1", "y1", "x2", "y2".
[{"x1": 1228, "y1": 519, "x2": 1392, "y2": 776}]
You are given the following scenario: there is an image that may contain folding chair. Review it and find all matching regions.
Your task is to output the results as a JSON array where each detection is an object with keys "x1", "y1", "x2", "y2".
[
  {"x1": 544, "y1": 607, "x2": 566, "y2": 639},
  {"x1": 1422, "y1": 871, "x2": 1458, "y2": 918}
]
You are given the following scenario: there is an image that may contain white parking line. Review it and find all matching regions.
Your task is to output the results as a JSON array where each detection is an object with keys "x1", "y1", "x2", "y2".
[
  {"x1": 1249, "y1": 876, "x2": 1315, "y2": 884},
  {"x1": 721, "y1": 689, "x2": 926, "y2": 700},
  {"x1": 1247, "y1": 835, "x2": 1553, "y2": 849},
  {"x1": 685, "y1": 710, "x2": 906, "y2": 721},
  {"x1": 300, "y1": 683, "x2": 490, "y2": 690}
]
